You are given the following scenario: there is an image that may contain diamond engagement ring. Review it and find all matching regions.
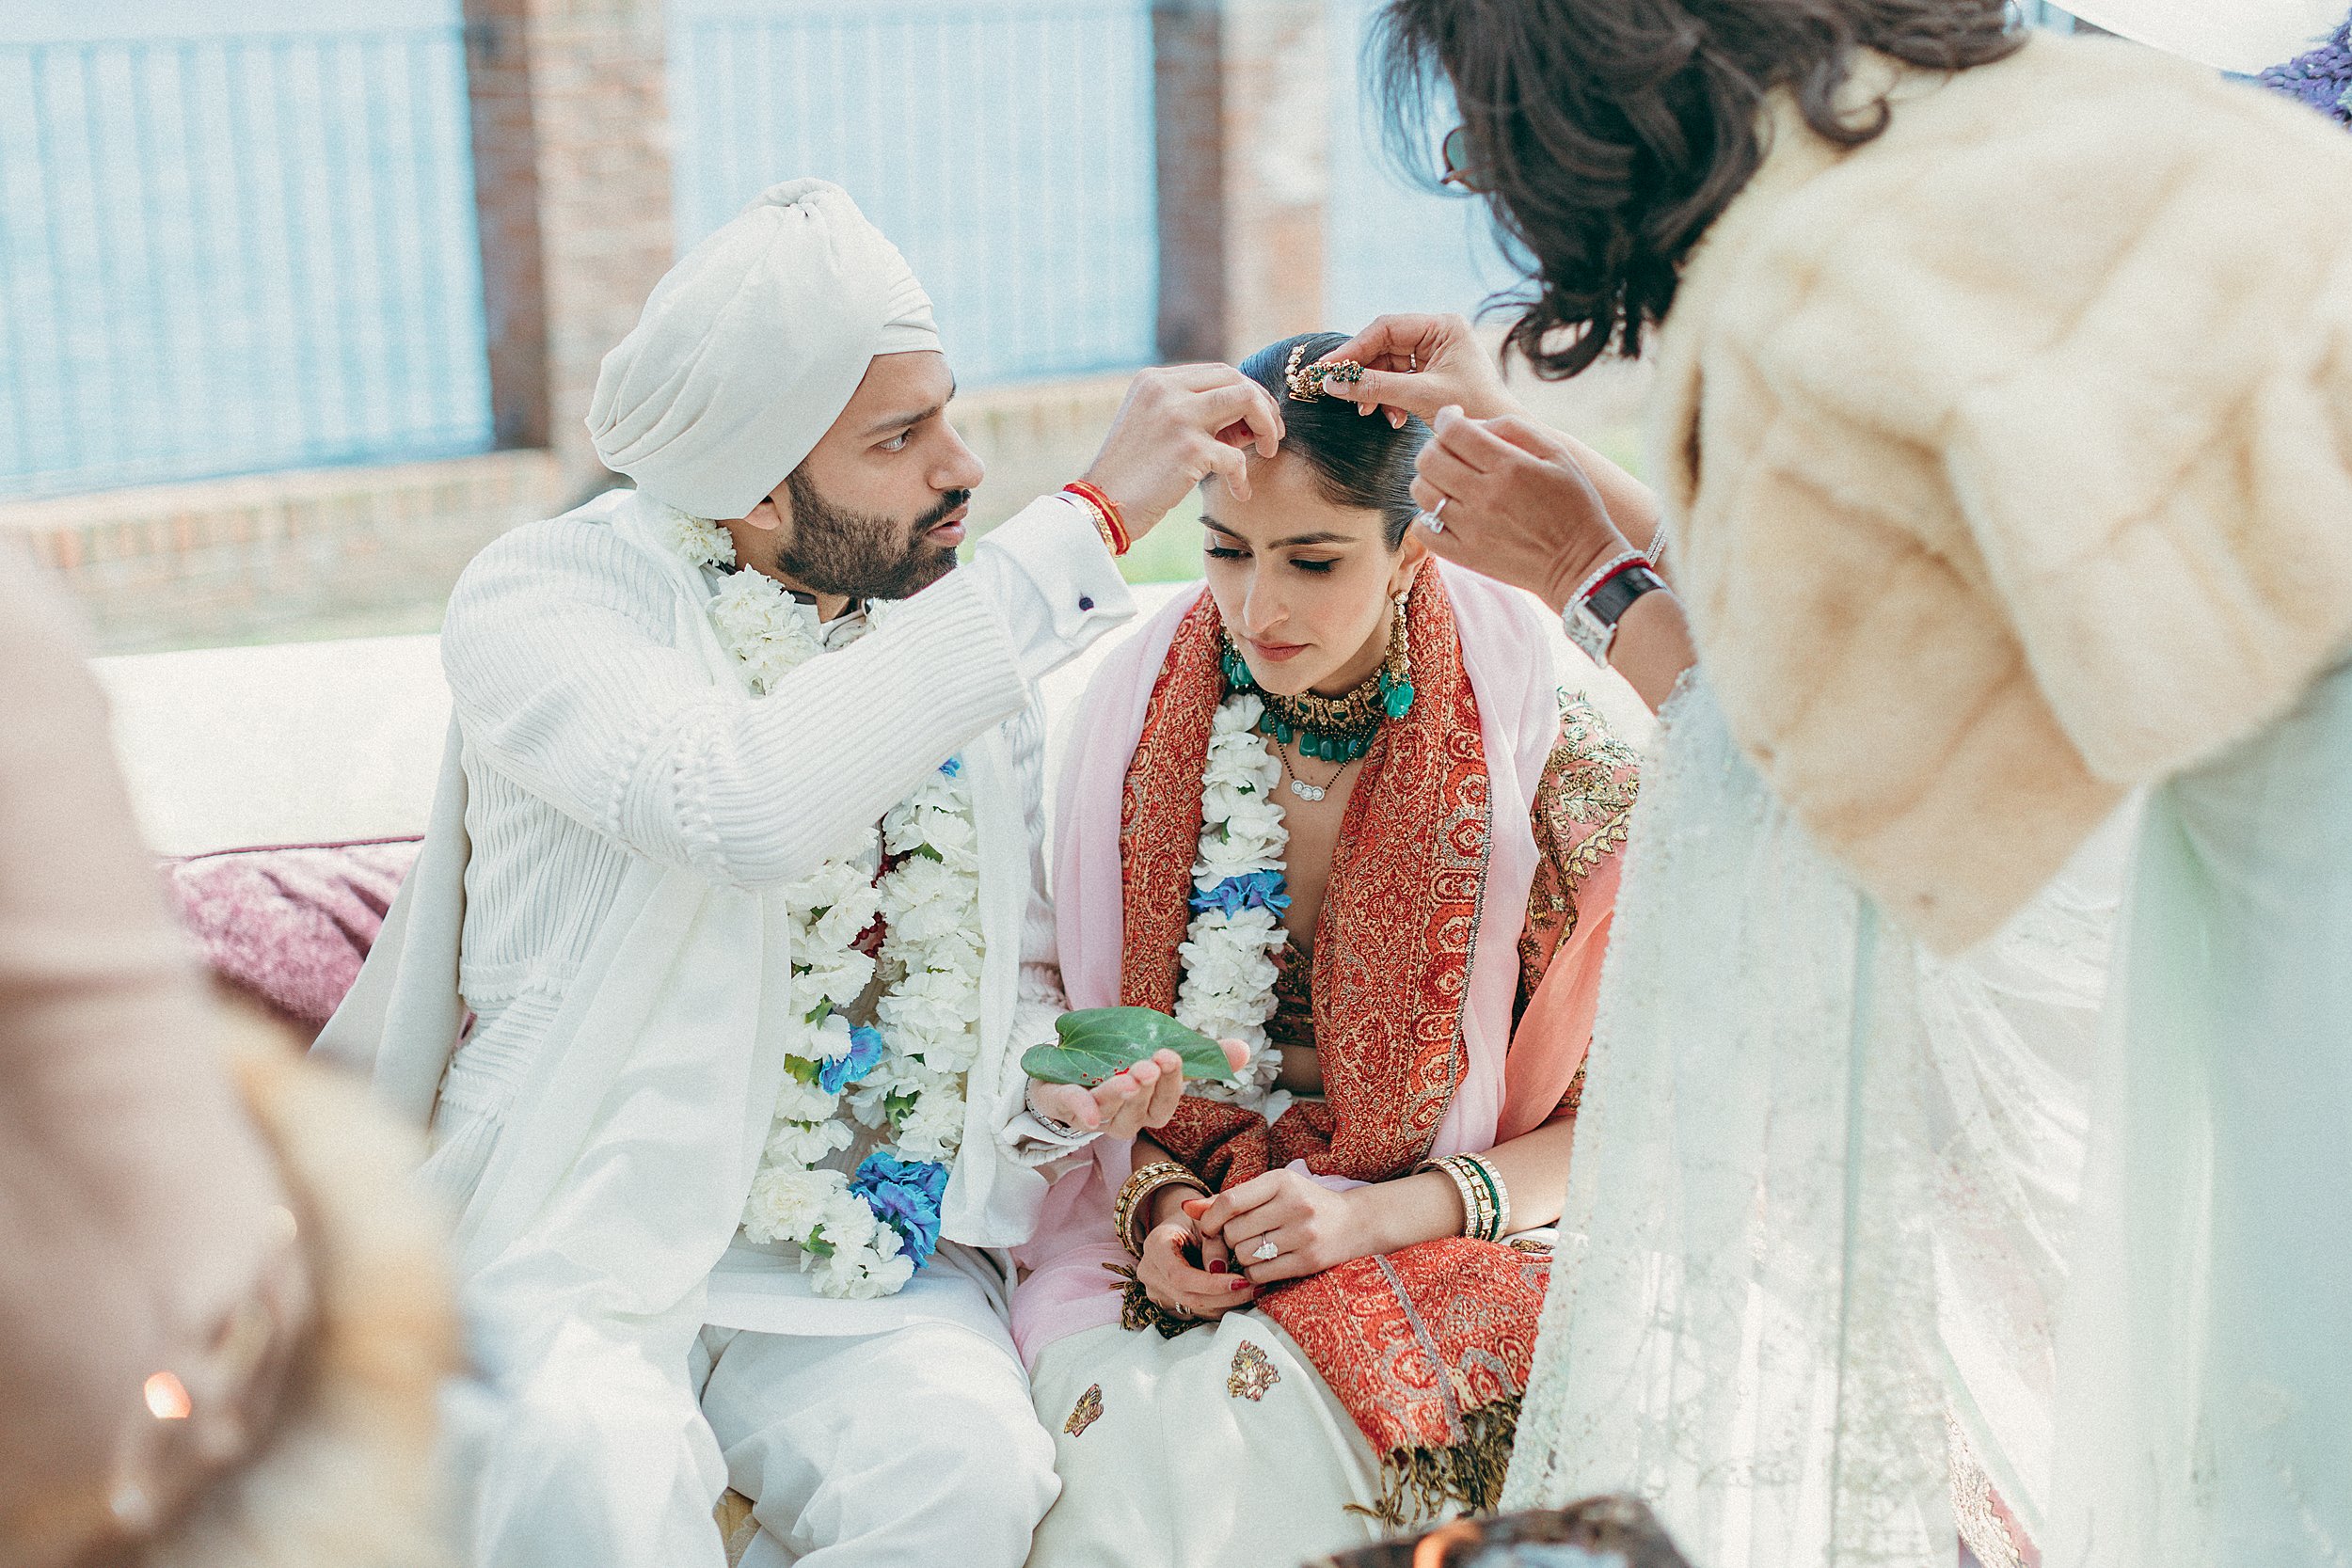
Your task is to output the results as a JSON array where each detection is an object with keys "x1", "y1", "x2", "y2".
[
  {"x1": 1250, "y1": 1240, "x2": 1279, "y2": 1263},
  {"x1": 1416, "y1": 497, "x2": 1449, "y2": 535}
]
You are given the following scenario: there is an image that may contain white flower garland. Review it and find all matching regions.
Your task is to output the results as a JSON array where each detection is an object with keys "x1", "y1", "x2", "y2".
[
  {"x1": 657, "y1": 507, "x2": 983, "y2": 1299},
  {"x1": 1173, "y1": 691, "x2": 1294, "y2": 1107}
]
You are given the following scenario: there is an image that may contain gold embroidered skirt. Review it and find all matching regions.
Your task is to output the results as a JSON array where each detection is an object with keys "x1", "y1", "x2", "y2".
[{"x1": 1025, "y1": 1311, "x2": 1389, "y2": 1568}]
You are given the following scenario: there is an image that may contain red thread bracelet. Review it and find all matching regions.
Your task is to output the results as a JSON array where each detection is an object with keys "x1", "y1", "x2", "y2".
[{"x1": 1063, "y1": 480, "x2": 1131, "y2": 556}]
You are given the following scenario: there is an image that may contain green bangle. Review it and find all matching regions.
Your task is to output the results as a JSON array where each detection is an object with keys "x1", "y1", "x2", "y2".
[
  {"x1": 1422, "y1": 1155, "x2": 1493, "y2": 1242},
  {"x1": 1460, "y1": 1153, "x2": 1510, "y2": 1242}
]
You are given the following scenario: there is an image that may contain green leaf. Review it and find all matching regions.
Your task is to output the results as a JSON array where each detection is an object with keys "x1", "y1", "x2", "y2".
[{"x1": 1020, "y1": 1007, "x2": 1238, "y2": 1088}]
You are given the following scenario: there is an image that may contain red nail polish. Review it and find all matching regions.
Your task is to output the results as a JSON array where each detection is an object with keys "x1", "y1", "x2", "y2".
[
  {"x1": 1207, "y1": 1259, "x2": 1227, "y2": 1275},
  {"x1": 1229, "y1": 1278, "x2": 1249, "y2": 1291}
]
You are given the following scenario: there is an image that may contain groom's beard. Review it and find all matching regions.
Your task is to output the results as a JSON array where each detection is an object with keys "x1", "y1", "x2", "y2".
[{"x1": 777, "y1": 470, "x2": 970, "y2": 600}]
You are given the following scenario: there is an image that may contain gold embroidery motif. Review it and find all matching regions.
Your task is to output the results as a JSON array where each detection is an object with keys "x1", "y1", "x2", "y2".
[
  {"x1": 1228, "y1": 1340, "x2": 1280, "y2": 1402},
  {"x1": 1064, "y1": 1384, "x2": 1104, "y2": 1438},
  {"x1": 1518, "y1": 693, "x2": 1641, "y2": 986}
]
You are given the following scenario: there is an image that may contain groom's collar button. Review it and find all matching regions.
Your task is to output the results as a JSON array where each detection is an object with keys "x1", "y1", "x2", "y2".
[{"x1": 1079, "y1": 595, "x2": 1095, "y2": 611}]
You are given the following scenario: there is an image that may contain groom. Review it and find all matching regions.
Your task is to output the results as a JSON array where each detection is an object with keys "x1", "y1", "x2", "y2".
[{"x1": 316, "y1": 179, "x2": 1279, "y2": 1568}]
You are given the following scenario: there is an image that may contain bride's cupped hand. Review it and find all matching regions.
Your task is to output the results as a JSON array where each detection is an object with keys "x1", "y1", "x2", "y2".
[
  {"x1": 1187, "y1": 1170, "x2": 1378, "y2": 1287},
  {"x1": 1027, "y1": 1037, "x2": 1251, "y2": 1141},
  {"x1": 1411, "y1": 408, "x2": 1630, "y2": 612},
  {"x1": 1081, "y1": 363, "x2": 1285, "y2": 534},
  {"x1": 1316, "y1": 312, "x2": 1521, "y2": 428}
]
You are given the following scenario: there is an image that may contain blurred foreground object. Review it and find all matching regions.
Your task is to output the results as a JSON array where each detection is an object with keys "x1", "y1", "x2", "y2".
[
  {"x1": 1309, "y1": 1496, "x2": 1692, "y2": 1568},
  {"x1": 0, "y1": 559, "x2": 456, "y2": 1568}
]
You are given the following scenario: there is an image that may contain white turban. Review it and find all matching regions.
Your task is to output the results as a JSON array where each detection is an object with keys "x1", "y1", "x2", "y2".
[{"x1": 586, "y1": 178, "x2": 940, "y2": 520}]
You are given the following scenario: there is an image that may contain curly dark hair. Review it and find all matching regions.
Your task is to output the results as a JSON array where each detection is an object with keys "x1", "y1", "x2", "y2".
[{"x1": 1369, "y1": 0, "x2": 2024, "y2": 378}]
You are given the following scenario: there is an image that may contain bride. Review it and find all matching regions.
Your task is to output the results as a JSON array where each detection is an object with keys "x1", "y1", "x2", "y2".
[{"x1": 1009, "y1": 331, "x2": 1641, "y2": 1566}]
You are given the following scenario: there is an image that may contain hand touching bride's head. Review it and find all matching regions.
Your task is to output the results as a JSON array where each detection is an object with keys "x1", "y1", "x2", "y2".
[{"x1": 1205, "y1": 331, "x2": 1433, "y2": 699}]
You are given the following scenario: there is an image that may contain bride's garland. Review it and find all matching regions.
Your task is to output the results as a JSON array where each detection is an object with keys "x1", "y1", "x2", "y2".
[
  {"x1": 659, "y1": 508, "x2": 981, "y2": 1299},
  {"x1": 1173, "y1": 692, "x2": 1293, "y2": 1104}
]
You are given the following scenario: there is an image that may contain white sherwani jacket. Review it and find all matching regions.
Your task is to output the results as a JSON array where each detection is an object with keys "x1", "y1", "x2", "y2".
[{"x1": 314, "y1": 486, "x2": 1133, "y2": 1566}]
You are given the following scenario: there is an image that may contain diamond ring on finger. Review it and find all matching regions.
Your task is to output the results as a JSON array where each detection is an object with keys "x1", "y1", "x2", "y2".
[
  {"x1": 1415, "y1": 497, "x2": 1449, "y2": 535},
  {"x1": 1250, "y1": 1240, "x2": 1279, "y2": 1263}
]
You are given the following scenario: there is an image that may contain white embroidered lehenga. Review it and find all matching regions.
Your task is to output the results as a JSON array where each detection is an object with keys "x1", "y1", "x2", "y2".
[{"x1": 1503, "y1": 674, "x2": 2131, "y2": 1567}]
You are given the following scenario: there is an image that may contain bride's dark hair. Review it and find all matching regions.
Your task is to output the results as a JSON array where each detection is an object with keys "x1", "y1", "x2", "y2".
[
  {"x1": 1235, "y1": 331, "x2": 1430, "y2": 550},
  {"x1": 1369, "y1": 0, "x2": 2022, "y2": 378}
]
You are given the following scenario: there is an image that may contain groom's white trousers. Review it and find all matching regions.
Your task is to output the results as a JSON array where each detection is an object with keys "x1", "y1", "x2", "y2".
[{"x1": 691, "y1": 1315, "x2": 1057, "y2": 1567}]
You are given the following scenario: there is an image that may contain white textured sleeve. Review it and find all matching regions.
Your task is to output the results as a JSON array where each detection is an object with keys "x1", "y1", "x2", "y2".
[
  {"x1": 995, "y1": 695, "x2": 1099, "y2": 1165},
  {"x1": 442, "y1": 519, "x2": 1043, "y2": 889},
  {"x1": 959, "y1": 493, "x2": 1137, "y2": 684}
]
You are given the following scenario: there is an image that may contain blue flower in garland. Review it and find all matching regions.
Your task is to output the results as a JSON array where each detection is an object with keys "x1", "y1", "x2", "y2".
[
  {"x1": 818, "y1": 1025, "x2": 888, "y2": 1095},
  {"x1": 938, "y1": 756, "x2": 963, "y2": 778},
  {"x1": 850, "y1": 1151, "x2": 950, "y2": 1268},
  {"x1": 1189, "y1": 869, "x2": 1292, "y2": 918}
]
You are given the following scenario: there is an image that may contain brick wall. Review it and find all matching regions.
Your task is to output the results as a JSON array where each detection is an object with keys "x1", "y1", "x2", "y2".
[
  {"x1": 3, "y1": 453, "x2": 562, "y2": 654},
  {"x1": 465, "y1": 0, "x2": 675, "y2": 500},
  {"x1": 1153, "y1": 0, "x2": 1327, "y2": 362}
]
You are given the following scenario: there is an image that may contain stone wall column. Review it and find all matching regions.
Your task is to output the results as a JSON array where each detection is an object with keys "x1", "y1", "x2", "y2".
[
  {"x1": 1152, "y1": 0, "x2": 1330, "y2": 364},
  {"x1": 464, "y1": 0, "x2": 674, "y2": 503}
]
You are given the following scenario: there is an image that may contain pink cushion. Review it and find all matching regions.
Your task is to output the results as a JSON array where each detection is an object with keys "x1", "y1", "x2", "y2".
[{"x1": 165, "y1": 841, "x2": 421, "y2": 1029}]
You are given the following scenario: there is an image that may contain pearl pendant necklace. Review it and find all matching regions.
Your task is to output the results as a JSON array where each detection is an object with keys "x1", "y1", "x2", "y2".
[{"x1": 1279, "y1": 740, "x2": 1345, "y2": 802}]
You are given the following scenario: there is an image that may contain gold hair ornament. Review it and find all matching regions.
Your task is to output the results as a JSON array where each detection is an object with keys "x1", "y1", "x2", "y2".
[{"x1": 1283, "y1": 343, "x2": 1364, "y2": 403}]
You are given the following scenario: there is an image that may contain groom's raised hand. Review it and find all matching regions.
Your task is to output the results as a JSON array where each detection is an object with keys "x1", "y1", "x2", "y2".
[
  {"x1": 1080, "y1": 363, "x2": 1284, "y2": 536},
  {"x1": 1027, "y1": 1037, "x2": 1252, "y2": 1141}
]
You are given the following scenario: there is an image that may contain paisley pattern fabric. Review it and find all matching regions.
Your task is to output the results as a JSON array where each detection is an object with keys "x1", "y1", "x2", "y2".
[
  {"x1": 1262, "y1": 1240, "x2": 1553, "y2": 1526},
  {"x1": 1119, "y1": 571, "x2": 1492, "y2": 1187}
]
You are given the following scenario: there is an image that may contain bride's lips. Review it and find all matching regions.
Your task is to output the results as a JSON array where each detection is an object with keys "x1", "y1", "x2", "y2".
[
  {"x1": 923, "y1": 505, "x2": 970, "y2": 547},
  {"x1": 1243, "y1": 636, "x2": 1309, "y2": 664}
]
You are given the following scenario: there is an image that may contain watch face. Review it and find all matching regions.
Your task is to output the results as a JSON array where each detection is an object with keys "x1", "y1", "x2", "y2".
[{"x1": 1563, "y1": 603, "x2": 1615, "y2": 665}]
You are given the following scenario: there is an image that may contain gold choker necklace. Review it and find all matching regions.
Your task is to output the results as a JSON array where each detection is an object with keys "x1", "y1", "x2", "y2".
[{"x1": 1220, "y1": 597, "x2": 1415, "y2": 762}]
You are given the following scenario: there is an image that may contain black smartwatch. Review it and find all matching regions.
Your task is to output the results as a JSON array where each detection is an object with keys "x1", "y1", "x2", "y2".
[{"x1": 1562, "y1": 553, "x2": 1666, "y2": 666}]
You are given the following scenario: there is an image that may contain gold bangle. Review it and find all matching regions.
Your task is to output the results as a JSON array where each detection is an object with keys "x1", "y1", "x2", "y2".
[
  {"x1": 1460, "y1": 1152, "x2": 1511, "y2": 1241},
  {"x1": 1114, "y1": 1161, "x2": 1207, "y2": 1257},
  {"x1": 1063, "y1": 487, "x2": 1122, "y2": 559},
  {"x1": 1422, "y1": 1153, "x2": 1508, "y2": 1242},
  {"x1": 1422, "y1": 1156, "x2": 1485, "y2": 1241}
]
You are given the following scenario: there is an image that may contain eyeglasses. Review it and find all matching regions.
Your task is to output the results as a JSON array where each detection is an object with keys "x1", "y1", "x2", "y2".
[{"x1": 1440, "y1": 125, "x2": 1494, "y2": 194}]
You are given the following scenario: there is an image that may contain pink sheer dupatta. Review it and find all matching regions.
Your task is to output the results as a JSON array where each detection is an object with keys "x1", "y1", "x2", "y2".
[{"x1": 1011, "y1": 562, "x2": 1603, "y2": 1362}]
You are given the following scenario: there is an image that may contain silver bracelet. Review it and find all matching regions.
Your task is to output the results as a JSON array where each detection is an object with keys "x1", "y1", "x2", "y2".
[
  {"x1": 1566, "y1": 549, "x2": 1643, "y2": 610},
  {"x1": 1024, "y1": 1081, "x2": 1093, "y2": 1143}
]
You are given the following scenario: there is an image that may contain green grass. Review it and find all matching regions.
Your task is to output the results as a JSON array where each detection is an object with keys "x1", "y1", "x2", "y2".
[{"x1": 1120, "y1": 490, "x2": 1210, "y2": 585}]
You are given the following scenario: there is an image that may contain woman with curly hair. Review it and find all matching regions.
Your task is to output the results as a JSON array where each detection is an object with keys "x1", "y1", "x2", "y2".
[{"x1": 1308, "y1": 4, "x2": 2352, "y2": 1566}]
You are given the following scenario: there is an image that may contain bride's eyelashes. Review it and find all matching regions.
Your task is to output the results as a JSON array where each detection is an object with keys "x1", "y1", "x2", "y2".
[{"x1": 1204, "y1": 544, "x2": 1340, "y2": 575}]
